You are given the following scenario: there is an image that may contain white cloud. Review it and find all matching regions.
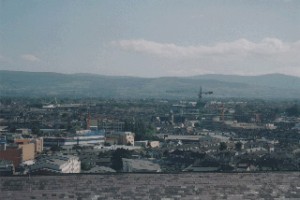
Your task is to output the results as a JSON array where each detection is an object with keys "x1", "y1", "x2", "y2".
[
  {"x1": 112, "y1": 38, "x2": 297, "y2": 59},
  {"x1": 113, "y1": 38, "x2": 300, "y2": 76},
  {"x1": 21, "y1": 54, "x2": 41, "y2": 62},
  {"x1": 112, "y1": 38, "x2": 300, "y2": 77}
]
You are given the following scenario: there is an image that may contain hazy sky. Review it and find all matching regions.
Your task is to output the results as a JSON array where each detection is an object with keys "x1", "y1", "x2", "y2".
[{"x1": 1, "y1": 0, "x2": 300, "y2": 77}]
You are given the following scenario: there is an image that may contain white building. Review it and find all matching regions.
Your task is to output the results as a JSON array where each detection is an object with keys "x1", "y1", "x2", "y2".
[
  {"x1": 265, "y1": 123, "x2": 277, "y2": 130},
  {"x1": 30, "y1": 155, "x2": 80, "y2": 174},
  {"x1": 135, "y1": 140, "x2": 160, "y2": 148}
]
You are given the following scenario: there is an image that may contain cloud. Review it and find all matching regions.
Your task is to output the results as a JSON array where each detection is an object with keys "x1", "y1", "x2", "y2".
[
  {"x1": 21, "y1": 54, "x2": 41, "y2": 62},
  {"x1": 112, "y1": 38, "x2": 297, "y2": 59},
  {"x1": 112, "y1": 38, "x2": 300, "y2": 77}
]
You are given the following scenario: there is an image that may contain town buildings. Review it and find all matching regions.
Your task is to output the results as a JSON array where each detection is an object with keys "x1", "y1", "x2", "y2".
[{"x1": 0, "y1": 98, "x2": 299, "y2": 174}]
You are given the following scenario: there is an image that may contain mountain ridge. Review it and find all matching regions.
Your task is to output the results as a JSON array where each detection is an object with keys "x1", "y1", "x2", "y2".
[{"x1": 1, "y1": 70, "x2": 299, "y2": 99}]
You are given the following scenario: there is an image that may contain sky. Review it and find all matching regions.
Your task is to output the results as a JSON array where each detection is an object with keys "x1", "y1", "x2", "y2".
[{"x1": 0, "y1": 0, "x2": 300, "y2": 77}]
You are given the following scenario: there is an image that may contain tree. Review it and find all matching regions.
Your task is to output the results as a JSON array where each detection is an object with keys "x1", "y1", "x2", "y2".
[
  {"x1": 163, "y1": 150, "x2": 169, "y2": 157},
  {"x1": 219, "y1": 142, "x2": 227, "y2": 151},
  {"x1": 286, "y1": 104, "x2": 299, "y2": 117},
  {"x1": 81, "y1": 161, "x2": 92, "y2": 171},
  {"x1": 111, "y1": 148, "x2": 132, "y2": 171},
  {"x1": 50, "y1": 145, "x2": 62, "y2": 152},
  {"x1": 235, "y1": 142, "x2": 242, "y2": 151},
  {"x1": 32, "y1": 126, "x2": 41, "y2": 136}
]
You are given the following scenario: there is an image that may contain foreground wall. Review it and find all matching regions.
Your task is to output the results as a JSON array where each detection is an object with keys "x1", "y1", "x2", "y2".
[{"x1": 0, "y1": 173, "x2": 299, "y2": 200}]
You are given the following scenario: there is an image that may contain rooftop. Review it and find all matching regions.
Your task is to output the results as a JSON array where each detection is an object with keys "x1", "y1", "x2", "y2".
[{"x1": 32, "y1": 155, "x2": 78, "y2": 168}]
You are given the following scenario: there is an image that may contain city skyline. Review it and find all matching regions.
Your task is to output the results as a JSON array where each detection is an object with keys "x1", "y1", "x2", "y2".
[{"x1": 1, "y1": 0, "x2": 300, "y2": 77}]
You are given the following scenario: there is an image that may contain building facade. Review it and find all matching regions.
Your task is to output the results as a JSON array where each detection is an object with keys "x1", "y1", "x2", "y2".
[
  {"x1": 44, "y1": 131, "x2": 105, "y2": 147},
  {"x1": 0, "y1": 146, "x2": 22, "y2": 167}
]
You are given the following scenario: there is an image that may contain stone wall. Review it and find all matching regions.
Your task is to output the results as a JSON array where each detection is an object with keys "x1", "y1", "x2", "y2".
[{"x1": 0, "y1": 173, "x2": 299, "y2": 199}]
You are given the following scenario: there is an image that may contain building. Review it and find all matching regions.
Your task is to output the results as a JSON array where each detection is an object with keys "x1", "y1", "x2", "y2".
[
  {"x1": 0, "y1": 138, "x2": 41, "y2": 168},
  {"x1": 15, "y1": 137, "x2": 43, "y2": 155},
  {"x1": 265, "y1": 123, "x2": 277, "y2": 130},
  {"x1": 106, "y1": 132, "x2": 134, "y2": 146},
  {"x1": 14, "y1": 139, "x2": 36, "y2": 161},
  {"x1": 0, "y1": 146, "x2": 22, "y2": 168},
  {"x1": 122, "y1": 158, "x2": 161, "y2": 172},
  {"x1": 15, "y1": 128, "x2": 31, "y2": 135},
  {"x1": 44, "y1": 130, "x2": 105, "y2": 147},
  {"x1": 0, "y1": 126, "x2": 8, "y2": 134},
  {"x1": 30, "y1": 155, "x2": 80, "y2": 174},
  {"x1": 33, "y1": 137, "x2": 44, "y2": 154},
  {"x1": 135, "y1": 140, "x2": 160, "y2": 148},
  {"x1": 0, "y1": 135, "x2": 7, "y2": 150},
  {"x1": 229, "y1": 121, "x2": 263, "y2": 129},
  {"x1": 19, "y1": 143, "x2": 35, "y2": 161},
  {"x1": 40, "y1": 129, "x2": 66, "y2": 136},
  {"x1": 99, "y1": 120, "x2": 124, "y2": 132},
  {"x1": 105, "y1": 137, "x2": 119, "y2": 145}
]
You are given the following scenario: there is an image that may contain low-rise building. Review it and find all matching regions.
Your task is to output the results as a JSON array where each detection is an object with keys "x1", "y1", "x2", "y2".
[
  {"x1": 0, "y1": 137, "x2": 43, "y2": 168},
  {"x1": 0, "y1": 146, "x2": 22, "y2": 167},
  {"x1": 14, "y1": 139, "x2": 35, "y2": 161},
  {"x1": 0, "y1": 126, "x2": 8, "y2": 134},
  {"x1": 44, "y1": 130, "x2": 105, "y2": 147},
  {"x1": 265, "y1": 123, "x2": 277, "y2": 130},
  {"x1": 19, "y1": 143, "x2": 35, "y2": 161},
  {"x1": 30, "y1": 155, "x2": 81, "y2": 174},
  {"x1": 135, "y1": 140, "x2": 160, "y2": 148},
  {"x1": 10, "y1": 137, "x2": 43, "y2": 152},
  {"x1": 106, "y1": 132, "x2": 134, "y2": 146},
  {"x1": 15, "y1": 128, "x2": 31, "y2": 135},
  {"x1": 99, "y1": 120, "x2": 125, "y2": 132},
  {"x1": 33, "y1": 137, "x2": 44, "y2": 154}
]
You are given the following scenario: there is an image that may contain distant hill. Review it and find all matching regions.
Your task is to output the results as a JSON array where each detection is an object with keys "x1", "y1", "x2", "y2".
[
  {"x1": 192, "y1": 73, "x2": 300, "y2": 90},
  {"x1": 0, "y1": 70, "x2": 300, "y2": 99}
]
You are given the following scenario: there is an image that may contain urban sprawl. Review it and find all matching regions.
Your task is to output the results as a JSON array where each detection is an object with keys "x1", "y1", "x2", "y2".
[{"x1": 0, "y1": 90, "x2": 300, "y2": 175}]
